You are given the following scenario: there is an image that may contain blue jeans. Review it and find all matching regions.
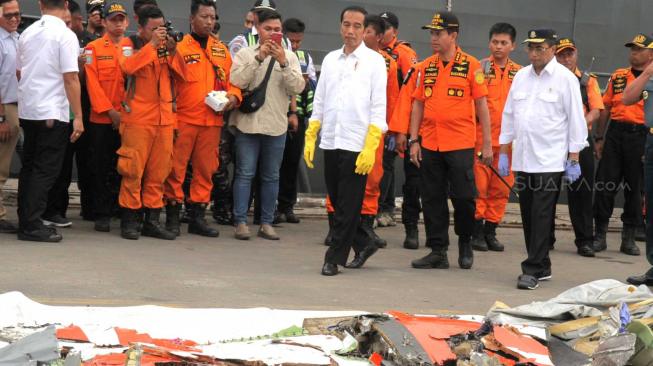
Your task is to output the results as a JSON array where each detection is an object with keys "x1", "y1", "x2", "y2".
[
  {"x1": 645, "y1": 134, "x2": 653, "y2": 267},
  {"x1": 233, "y1": 131, "x2": 286, "y2": 225}
]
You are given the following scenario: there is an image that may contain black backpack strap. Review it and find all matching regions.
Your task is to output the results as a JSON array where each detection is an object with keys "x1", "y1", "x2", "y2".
[{"x1": 577, "y1": 74, "x2": 589, "y2": 110}]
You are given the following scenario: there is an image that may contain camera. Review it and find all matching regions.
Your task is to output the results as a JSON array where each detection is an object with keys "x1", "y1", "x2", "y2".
[{"x1": 164, "y1": 21, "x2": 184, "y2": 43}]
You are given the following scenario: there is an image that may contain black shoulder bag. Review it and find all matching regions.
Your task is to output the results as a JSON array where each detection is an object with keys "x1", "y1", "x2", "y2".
[{"x1": 239, "y1": 59, "x2": 276, "y2": 114}]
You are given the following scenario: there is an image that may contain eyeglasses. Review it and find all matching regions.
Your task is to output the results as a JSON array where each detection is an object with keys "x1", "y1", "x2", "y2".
[
  {"x1": 526, "y1": 45, "x2": 552, "y2": 54},
  {"x1": 2, "y1": 12, "x2": 21, "y2": 20}
]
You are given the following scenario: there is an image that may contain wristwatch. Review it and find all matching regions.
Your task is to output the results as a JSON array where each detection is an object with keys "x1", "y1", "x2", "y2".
[
  {"x1": 287, "y1": 110, "x2": 297, "y2": 117},
  {"x1": 407, "y1": 138, "x2": 419, "y2": 147},
  {"x1": 568, "y1": 159, "x2": 579, "y2": 166}
]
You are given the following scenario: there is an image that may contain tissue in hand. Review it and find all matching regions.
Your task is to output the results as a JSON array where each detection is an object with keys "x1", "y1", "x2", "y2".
[{"x1": 205, "y1": 90, "x2": 229, "y2": 112}]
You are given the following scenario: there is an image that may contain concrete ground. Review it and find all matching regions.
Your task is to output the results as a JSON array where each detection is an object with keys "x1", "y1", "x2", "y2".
[{"x1": 0, "y1": 195, "x2": 648, "y2": 315}]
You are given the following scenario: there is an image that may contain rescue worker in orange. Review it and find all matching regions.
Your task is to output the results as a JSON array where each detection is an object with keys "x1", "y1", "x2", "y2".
[
  {"x1": 377, "y1": 11, "x2": 418, "y2": 229},
  {"x1": 117, "y1": 6, "x2": 185, "y2": 240},
  {"x1": 323, "y1": 14, "x2": 399, "y2": 254},
  {"x1": 593, "y1": 33, "x2": 653, "y2": 256},
  {"x1": 163, "y1": 0, "x2": 241, "y2": 238},
  {"x1": 552, "y1": 37, "x2": 604, "y2": 257},
  {"x1": 85, "y1": 2, "x2": 129, "y2": 233},
  {"x1": 471, "y1": 23, "x2": 521, "y2": 253},
  {"x1": 409, "y1": 11, "x2": 493, "y2": 270}
]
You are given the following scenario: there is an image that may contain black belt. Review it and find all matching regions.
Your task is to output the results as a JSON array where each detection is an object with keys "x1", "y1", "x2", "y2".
[{"x1": 611, "y1": 120, "x2": 647, "y2": 132}]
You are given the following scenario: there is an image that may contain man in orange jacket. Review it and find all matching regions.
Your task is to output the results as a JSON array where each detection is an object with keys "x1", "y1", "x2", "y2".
[
  {"x1": 163, "y1": 0, "x2": 241, "y2": 238},
  {"x1": 324, "y1": 14, "x2": 399, "y2": 255},
  {"x1": 85, "y1": 2, "x2": 129, "y2": 233},
  {"x1": 471, "y1": 23, "x2": 521, "y2": 253},
  {"x1": 117, "y1": 5, "x2": 185, "y2": 240}
]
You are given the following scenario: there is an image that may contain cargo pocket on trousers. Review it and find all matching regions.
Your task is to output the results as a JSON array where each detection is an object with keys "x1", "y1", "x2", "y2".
[{"x1": 116, "y1": 146, "x2": 139, "y2": 179}]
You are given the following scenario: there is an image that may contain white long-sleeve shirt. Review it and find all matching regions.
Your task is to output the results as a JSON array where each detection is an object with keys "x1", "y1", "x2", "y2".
[
  {"x1": 499, "y1": 57, "x2": 588, "y2": 173},
  {"x1": 311, "y1": 43, "x2": 387, "y2": 152}
]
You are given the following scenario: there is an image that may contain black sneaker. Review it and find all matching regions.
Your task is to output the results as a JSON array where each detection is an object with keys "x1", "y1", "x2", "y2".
[
  {"x1": 0, "y1": 219, "x2": 18, "y2": 234},
  {"x1": 577, "y1": 244, "x2": 595, "y2": 257},
  {"x1": 517, "y1": 274, "x2": 539, "y2": 290},
  {"x1": 94, "y1": 217, "x2": 111, "y2": 232},
  {"x1": 41, "y1": 215, "x2": 72, "y2": 228},
  {"x1": 18, "y1": 227, "x2": 63, "y2": 242}
]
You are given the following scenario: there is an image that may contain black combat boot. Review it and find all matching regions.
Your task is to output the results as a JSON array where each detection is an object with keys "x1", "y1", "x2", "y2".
[
  {"x1": 324, "y1": 213, "x2": 335, "y2": 246},
  {"x1": 411, "y1": 248, "x2": 449, "y2": 269},
  {"x1": 165, "y1": 203, "x2": 181, "y2": 237},
  {"x1": 403, "y1": 224, "x2": 419, "y2": 250},
  {"x1": 361, "y1": 214, "x2": 387, "y2": 248},
  {"x1": 621, "y1": 226, "x2": 641, "y2": 256},
  {"x1": 188, "y1": 203, "x2": 219, "y2": 237},
  {"x1": 120, "y1": 209, "x2": 141, "y2": 240},
  {"x1": 593, "y1": 220, "x2": 608, "y2": 252},
  {"x1": 484, "y1": 221, "x2": 505, "y2": 252},
  {"x1": 458, "y1": 236, "x2": 474, "y2": 269},
  {"x1": 471, "y1": 219, "x2": 487, "y2": 251},
  {"x1": 142, "y1": 208, "x2": 177, "y2": 240}
]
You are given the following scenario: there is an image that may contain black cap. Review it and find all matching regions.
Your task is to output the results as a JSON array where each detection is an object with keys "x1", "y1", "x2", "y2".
[
  {"x1": 251, "y1": 0, "x2": 276, "y2": 11},
  {"x1": 103, "y1": 2, "x2": 127, "y2": 19},
  {"x1": 380, "y1": 12, "x2": 399, "y2": 29},
  {"x1": 625, "y1": 33, "x2": 653, "y2": 48},
  {"x1": 86, "y1": 0, "x2": 105, "y2": 13},
  {"x1": 555, "y1": 37, "x2": 577, "y2": 53},
  {"x1": 523, "y1": 29, "x2": 558, "y2": 44},
  {"x1": 422, "y1": 11, "x2": 459, "y2": 31}
]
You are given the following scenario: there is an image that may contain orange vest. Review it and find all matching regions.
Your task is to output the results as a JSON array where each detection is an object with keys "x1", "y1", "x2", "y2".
[
  {"x1": 119, "y1": 38, "x2": 186, "y2": 126},
  {"x1": 413, "y1": 48, "x2": 488, "y2": 152},
  {"x1": 603, "y1": 67, "x2": 644, "y2": 124},
  {"x1": 475, "y1": 57, "x2": 521, "y2": 147},
  {"x1": 85, "y1": 34, "x2": 128, "y2": 124},
  {"x1": 175, "y1": 34, "x2": 242, "y2": 127}
]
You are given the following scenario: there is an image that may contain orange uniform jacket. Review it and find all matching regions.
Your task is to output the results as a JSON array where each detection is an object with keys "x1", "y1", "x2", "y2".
[
  {"x1": 119, "y1": 39, "x2": 186, "y2": 126},
  {"x1": 603, "y1": 67, "x2": 645, "y2": 124},
  {"x1": 176, "y1": 34, "x2": 241, "y2": 126},
  {"x1": 85, "y1": 34, "x2": 129, "y2": 124},
  {"x1": 389, "y1": 60, "x2": 424, "y2": 134},
  {"x1": 380, "y1": 50, "x2": 400, "y2": 128},
  {"x1": 413, "y1": 48, "x2": 488, "y2": 152},
  {"x1": 475, "y1": 57, "x2": 521, "y2": 148},
  {"x1": 383, "y1": 37, "x2": 417, "y2": 84}
]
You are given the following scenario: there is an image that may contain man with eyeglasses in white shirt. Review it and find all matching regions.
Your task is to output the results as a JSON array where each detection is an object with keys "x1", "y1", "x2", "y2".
[{"x1": 498, "y1": 29, "x2": 588, "y2": 290}]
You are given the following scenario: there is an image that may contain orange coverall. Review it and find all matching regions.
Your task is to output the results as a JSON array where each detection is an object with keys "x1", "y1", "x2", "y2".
[
  {"x1": 117, "y1": 39, "x2": 185, "y2": 210},
  {"x1": 85, "y1": 34, "x2": 128, "y2": 124},
  {"x1": 163, "y1": 34, "x2": 241, "y2": 205}
]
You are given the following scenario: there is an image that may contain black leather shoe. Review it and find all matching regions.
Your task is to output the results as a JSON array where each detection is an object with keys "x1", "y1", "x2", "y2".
[
  {"x1": 458, "y1": 237, "x2": 474, "y2": 269},
  {"x1": 403, "y1": 225, "x2": 419, "y2": 250},
  {"x1": 627, "y1": 274, "x2": 653, "y2": 286},
  {"x1": 411, "y1": 249, "x2": 449, "y2": 269},
  {"x1": 121, "y1": 209, "x2": 141, "y2": 240},
  {"x1": 471, "y1": 220, "x2": 487, "y2": 251},
  {"x1": 621, "y1": 226, "x2": 641, "y2": 256},
  {"x1": 635, "y1": 225, "x2": 646, "y2": 242},
  {"x1": 94, "y1": 217, "x2": 110, "y2": 232},
  {"x1": 484, "y1": 221, "x2": 505, "y2": 252},
  {"x1": 321, "y1": 263, "x2": 339, "y2": 276},
  {"x1": 18, "y1": 227, "x2": 62, "y2": 243},
  {"x1": 165, "y1": 203, "x2": 181, "y2": 237},
  {"x1": 360, "y1": 214, "x2": 387, "y2": 248},
  {"x1": 188, "y1": 203, "x2": 219, "y2": 237},
  {"x1": 0, "y1": 219, "x2": 18, "y2": 234},
  {"x1": 577, "y1": 244, "x2": 595, "y2": 257},
  {"x1": 142, "y1": 209, "x2": 176, "y2": 240},
  {"x1": 593, "y1": 221, "x2": 608, "y2": 252},
  {"x1": 285, "y1": 210, "x2": 300, "y2": 224},
  {"x1": 345, "y1": 245, "x2": 379, "y2": 269}
]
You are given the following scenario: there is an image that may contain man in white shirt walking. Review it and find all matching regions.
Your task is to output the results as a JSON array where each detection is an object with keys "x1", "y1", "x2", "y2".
[
  {"x1": 304, "y1": 5, "x2": 387, "y2": 276},
  {"x1": 498, "y1": 29, "x2": 588, "y2": 290},
  {"x1": 16, "y1": 0, "x2": 84, "y2": 242}
]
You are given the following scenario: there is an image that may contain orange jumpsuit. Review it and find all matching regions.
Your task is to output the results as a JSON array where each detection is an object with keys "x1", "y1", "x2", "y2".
[
  {"x1": 473, "y1": 57, "x2": 521, "y2": 224},
  {"x1": 326, "y1": 50, "x2": 400, "y2": 215},
  {"x1": 163, "y1": 34, "x2": 241, "y2": 205},
  {"x1": 85, "y1": 34, "x2": 127, "y2": 124},
  {"x1": 117, "y1": 39, "x2": 185, "y2": 210}
]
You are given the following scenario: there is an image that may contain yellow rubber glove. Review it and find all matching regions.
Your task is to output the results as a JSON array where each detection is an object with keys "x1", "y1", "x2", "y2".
[
  {"x1": 304, "y1": 120, "x2": 321, "y2": 169},
  {"x1": 355, "y1": 124, "x2": 383, "y2": 175}
]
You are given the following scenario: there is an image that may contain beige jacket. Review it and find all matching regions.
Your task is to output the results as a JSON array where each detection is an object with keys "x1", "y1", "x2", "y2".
[{"x1": 229, "y1": 45, "x2": 305, "y2": 136}]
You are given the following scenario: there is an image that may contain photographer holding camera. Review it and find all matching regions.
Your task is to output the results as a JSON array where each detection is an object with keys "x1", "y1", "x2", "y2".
[{"x1": 116, "y1": 6, "x2": 185, "y2": 241}]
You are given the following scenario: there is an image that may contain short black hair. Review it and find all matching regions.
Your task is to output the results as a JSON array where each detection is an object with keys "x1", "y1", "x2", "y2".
[
  {"x1": 0, "y1": 0, "x2": 16, "y2": 6},
  {"x1": 191, "y1": 0, "x2": 216, "y2": 16},
  {"x1": 489, "y1": 22, "x2": 517, "y2": 43},
  {"x1": 340, "y1": 5, "x2": 367, "y2": 23},
  {"x1": 40, "y1": 0, "x2": 67, "y2": 9},
  {"x1": 67, "y1": 0, "x2": 81, "y2": 14},
  {"x1": 257, "y1": 9, "x2": 281, "y2": 25},
  {"x1": 283, "y1": 18, "x2": 305, "y2": 34},
  {"x1": 364, "y1": 14, "x2": 386, "y2": 36},
  {"x1": 137, "y1": 5, "x2": 163, "y2": 27},
  {"x1": 133, "y1": 0, "x2": 157, "y2": 13}
]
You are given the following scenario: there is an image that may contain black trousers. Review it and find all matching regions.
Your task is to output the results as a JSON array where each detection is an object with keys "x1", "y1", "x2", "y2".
[
  {"x1": 212, "y1": 127, "x2": 235, "y2": 213},
  {"x1": 88, "y1": 123, "x2": 121, "y2": 219},
  {"x1": 517, "y1": 171, "x2": 562, "y2": 276},
  {"x1": 420, "y1": 148, "x2": 476, "y2": 249},
  {"x1": 44, "y1": 120, "x2": 94, "y2": 219},
  {"x1": 323, "y1": 149, "x2": 368, "y2": 266},
  {"x1": 18, "y1": 119, "x2": 69, "y2": 231},
  {"x1": 378, "y1": 148, "x2": 396, "y2": 214},
  {"x1": 277, "y1": 119, "x2": 306, "y2": 213},
  {"x1": 550, "y1": 138, "x2": 595, "y2": 248},
  {"x1": 402, "y1": 150, "x2": 422, "y2": 226},
  {"x1": 594, "y1": 121, "x2": 646, "y2": 227}
]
